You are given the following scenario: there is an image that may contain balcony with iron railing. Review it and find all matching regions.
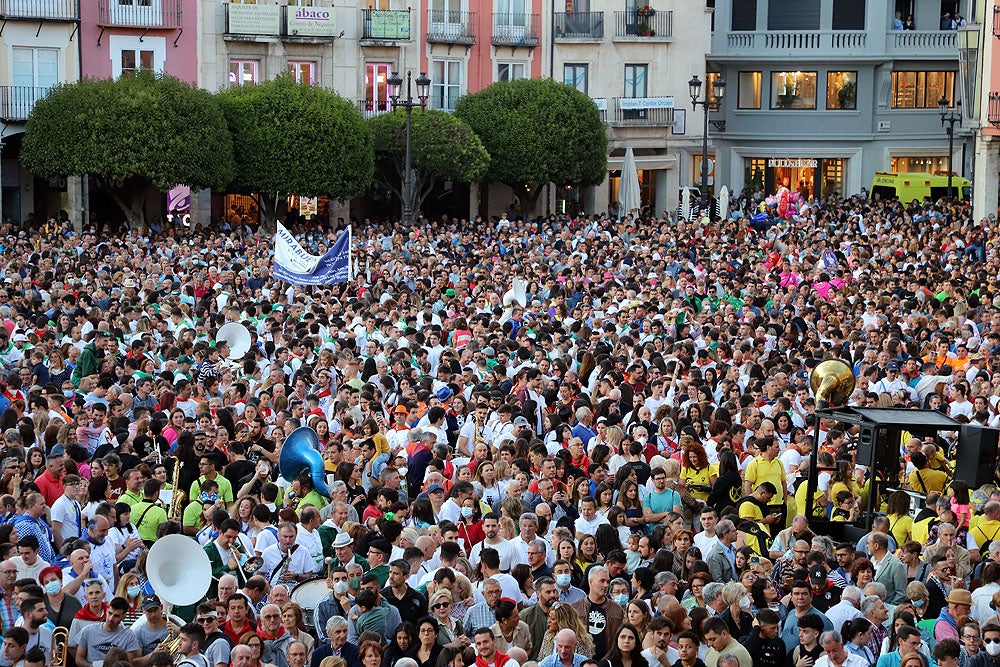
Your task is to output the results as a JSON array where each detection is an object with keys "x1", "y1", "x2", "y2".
[
  {"x1": 613, "y1": 9, "x2": 672, "y2": 39},
  {"x1": 0, "y1": 0, "x2": 77, "y2": 21},
  {"x1": 553, "y1": 11, "x2": 603, "y2": 40},
  {"x1": 358, "y1": 98, "x2": 391, "y2": 119},
  {"x1": 426, "y1": 10, "x2": 475, "y2": 44},
  {"x1": 98, "y1": 0, "x2": 181, "y2": 28},
  {"x1": 0, "y1": 86, "x2": 50, "y2": 122},
  {"x1": 492, "y1": 13, "x2": 539, "y2": 47},
  {"x1": 990, "y1": 91, "x2": 1000, "y2": 128},
  {"x1": 360, "y1": 8, "x2": 410, "y2": 41}
]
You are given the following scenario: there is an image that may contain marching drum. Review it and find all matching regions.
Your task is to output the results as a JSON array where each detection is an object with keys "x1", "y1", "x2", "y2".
[{"x1": 289, "y1": 577, "x2": 330, "y2": 628}]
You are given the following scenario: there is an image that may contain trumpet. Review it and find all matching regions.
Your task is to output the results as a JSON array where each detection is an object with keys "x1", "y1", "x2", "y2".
[{"x1": 51, "y1": 626, "x2": 68, "y2": 667}]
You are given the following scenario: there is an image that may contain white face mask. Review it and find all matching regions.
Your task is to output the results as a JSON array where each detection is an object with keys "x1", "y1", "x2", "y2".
[
  {"x1": 333, "y1": 581, "x2": 349, "y2": 596},
  {"x1": 739, "y1": 596, "x2": 751, "y2": 610},
  {"x1": 987, "y1": 641, "x2": 1000, "y2": 657}
]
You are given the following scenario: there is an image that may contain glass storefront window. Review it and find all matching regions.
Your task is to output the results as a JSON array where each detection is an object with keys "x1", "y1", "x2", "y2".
[
  {"x1": 771, "y1": 71, "x2": 817, "y2": 109},
  {"x1": 890, "y1": 156, "x2": 950, "y2": 173},
  {"x1": 738, "y1": 71, "x2": 761, "y2": 109},
  {"x1": 746, "y1": 157, "x2": 846, "y2": 199},
  {"x1": 891, "y1": 71, "x2": 955, "y2": 109},
  {"x1": 826, "y1": 71, "x2": 857, "y2": 110}
]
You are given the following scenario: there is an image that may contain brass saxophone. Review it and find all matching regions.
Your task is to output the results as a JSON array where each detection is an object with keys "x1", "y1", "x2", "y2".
[
  {"x1": 470, "y1": 413, "x2": 485, "y2": 449},
  {"x1": 50, "y1": 626, "x2": 68, "y2": 667},
  {"x1": 168, "y1": 457, "x2": 185, "y2": 520}
]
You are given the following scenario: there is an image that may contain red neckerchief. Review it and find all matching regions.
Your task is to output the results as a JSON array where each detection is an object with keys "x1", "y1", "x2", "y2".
[
  {"x1": 476, "y1": 651, "x2": 512, "y2": 667},
  {"x1": 74, "y1": 603, "x2": 107, "y2": 622},
  {"x1": 256, "y1": 624, "x2": 288, "y2": 641}
]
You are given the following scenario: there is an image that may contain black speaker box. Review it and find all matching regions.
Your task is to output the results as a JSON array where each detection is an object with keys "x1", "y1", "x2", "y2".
[{"x1": 956, "y1": 425, "x2": 1000, "y2": 489}]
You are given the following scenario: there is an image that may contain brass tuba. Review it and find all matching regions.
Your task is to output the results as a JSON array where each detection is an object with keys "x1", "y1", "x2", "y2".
[
  {"x1": 50, "y1": 626, "x2": 68, "y2": 667},
  {"x1": 810, "y1": 359, "x2": 856, "y2": 408},
  {"x1": 278, "y1": 427, "x2": 329, "y2": 497},
  {"x1": 154, "y1": 631, "x2": 183, "y2": 659}
]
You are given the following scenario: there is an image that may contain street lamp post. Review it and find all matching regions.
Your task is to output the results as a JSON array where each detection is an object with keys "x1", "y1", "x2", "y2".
[
  {"x1": 938, "y1": 95, "x2": 961, "y2": 199},
  {"x1": 689, "y1": 74, "x2": 725, "y2": 214},
  {"x1": 387, "y1": 70, "x2": 431, "y2": 226}
]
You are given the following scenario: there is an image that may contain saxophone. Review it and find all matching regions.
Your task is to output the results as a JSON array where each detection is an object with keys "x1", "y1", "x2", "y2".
[
  {"x1": 50, "y1": 626, "x2": 68, "y2": 667},
  {"x1": 168, "y1": 457, "x2": 185, "y2": 521}
]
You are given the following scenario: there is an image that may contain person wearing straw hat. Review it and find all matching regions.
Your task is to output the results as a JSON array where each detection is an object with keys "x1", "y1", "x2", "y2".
[{"x1": 936, "y1": 589, "x2": 973, "y2": 642}]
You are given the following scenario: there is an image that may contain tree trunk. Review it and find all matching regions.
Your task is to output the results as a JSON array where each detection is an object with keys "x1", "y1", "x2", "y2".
[
  {"x1": 254, "y1": 192, "x2": 286, "y2": 231},
  {"x1": 105, "y1": 178, "x2": 147, "y2": 230},
  {"x1": 512, "y1": 183, "x2": 543, "y2": 218}
]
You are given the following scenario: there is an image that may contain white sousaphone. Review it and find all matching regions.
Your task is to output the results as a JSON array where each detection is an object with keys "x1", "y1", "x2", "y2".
[
  {"x1": 216, "y1": 322, "x2": 252, "y2": 361},
  {"x1": 146, "y1": 534, "x2": 213, "y2": 608},
  {"x1": 501, "y1": 278, "x2": 528, "y2": 322}
]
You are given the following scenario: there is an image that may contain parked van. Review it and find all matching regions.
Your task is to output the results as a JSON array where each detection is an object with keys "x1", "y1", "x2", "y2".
[{"x1": 870, "y1": 171, "x2": 970, "y2": 202}]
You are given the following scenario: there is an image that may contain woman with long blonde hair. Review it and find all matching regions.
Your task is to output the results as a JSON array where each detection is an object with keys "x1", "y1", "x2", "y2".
[{"x1": 537, "y1": 603, "x2": 594, "y2": 658}]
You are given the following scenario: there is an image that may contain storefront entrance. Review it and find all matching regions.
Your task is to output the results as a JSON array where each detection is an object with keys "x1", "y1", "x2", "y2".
[{"x1": 746, "y1": 157, "x2": 846, "y2": 198}]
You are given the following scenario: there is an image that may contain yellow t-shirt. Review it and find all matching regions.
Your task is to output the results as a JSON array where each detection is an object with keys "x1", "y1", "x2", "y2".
[
  {"x1": 970, "y1": 519, "x2": 1000, "y2": 549},
  {"x1": 795, "y1": 482, "x2": 826, "y2": 518},
  {"x1": 886, "y1": 513, "x2": 913, "y2": 546},
  {"x1": 745, "y1": 456, "x2": 786, "y2": 495},
  {"x1": 737, "y1": 499, "x2": 768, "y2": 554},
  {"x1": 681, "y1": 464, "x2": 719, "y2": 501},
  {"x1": 908, "y1": 468, "x2": 948, "y2": 495}
]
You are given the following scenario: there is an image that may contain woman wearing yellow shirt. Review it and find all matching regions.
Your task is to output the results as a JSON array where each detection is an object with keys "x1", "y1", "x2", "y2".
[
  {"x1": 680, "y1": 443, "x2": 718, "y2": 502},
  {"x1": 885, "y1": 490, "x2": 914, "y2": 546},
  {"x1": 829, "y1": 461, "x2": 858, "y2": 508}
]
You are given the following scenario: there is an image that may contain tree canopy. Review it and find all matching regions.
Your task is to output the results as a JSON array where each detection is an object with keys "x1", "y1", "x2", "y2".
[
  {"x1": 369, "y1": 108, "x2": 489, "y2": 216},
  {"x1": 454, "y1": 78, "x2": 607, "y2": 210},
  {"x1": 21, "y1": 72, "x2": 234, "y2": 227},
  {"x1": 218, "y1": 75, "x2": 374, "y2": 223}
]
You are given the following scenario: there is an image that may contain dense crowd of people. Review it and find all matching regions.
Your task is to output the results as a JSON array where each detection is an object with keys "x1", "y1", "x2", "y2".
[{"x1": 0, "y1": 190, "x2": 998, "y2": 667}]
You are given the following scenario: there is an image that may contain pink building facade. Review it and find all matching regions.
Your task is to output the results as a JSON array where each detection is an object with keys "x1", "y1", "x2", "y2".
[{"x1": 79, "y1": 0, "x2": 197, "y2": 83}]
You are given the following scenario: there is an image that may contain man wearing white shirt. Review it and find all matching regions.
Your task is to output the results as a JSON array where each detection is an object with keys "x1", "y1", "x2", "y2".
[
  {"x1": 260, "y1": 523, "x2": 318, "y2": 586},
  {"x1": 574, "y1": 497, "x2": 609, "y2": 539},
  {"x1": 813, "y1": 631, "x2": 867, "y2": 667},
  {"x1": 510, "y1": 513, "x2": 555, "y2": 568},
  {"x1": 871, "y1": 362, "x2": 917, "y2": 400},
  {"x1": 439, "y1": 483, "x2": 472, "y2": 525},
  {"x1": 295, "y1": 507, "x2": 325, "y2": 574},
  {"x1": 470, "y1": 514, "x2": 520, "y2": 572},
  {"x1": 694, "y1": 508, "x2": 721, "y2": 556}
]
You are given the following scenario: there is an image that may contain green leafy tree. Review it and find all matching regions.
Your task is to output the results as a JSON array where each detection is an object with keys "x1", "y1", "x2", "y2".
[
  {"x1": 455, "y1": 78, "x2": 607, "y2": 213},
  {"x1": 21, "y1": 72, "x2": 234, "y2": 228},
  {"x1": 369, "y1": 109, "x2": 489, "y2": 217},
  {"x1": 218, "y1": 75, "x2": 374, "y2": 226}
]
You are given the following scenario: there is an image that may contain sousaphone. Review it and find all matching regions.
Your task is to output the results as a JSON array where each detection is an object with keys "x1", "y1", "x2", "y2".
[{"x1": 216, "y1": 322, "x2": 252, "y2": 361}]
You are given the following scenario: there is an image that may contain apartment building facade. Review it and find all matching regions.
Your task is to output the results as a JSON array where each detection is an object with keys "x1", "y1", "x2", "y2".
[
  {"x1": 2, "y1": 0, "x2": 711, "y2": 223},
  {"x1": 0, "y1": 0, "x2": 81, "y2": 224},
  {"x1": 709, "y1": 0, "x2": 967, "y2": 199}
]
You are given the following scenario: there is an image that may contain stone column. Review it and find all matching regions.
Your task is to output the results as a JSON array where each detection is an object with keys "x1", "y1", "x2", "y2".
[{"x1": 974, "y1": 133, "x2": 999, "y2": 220}]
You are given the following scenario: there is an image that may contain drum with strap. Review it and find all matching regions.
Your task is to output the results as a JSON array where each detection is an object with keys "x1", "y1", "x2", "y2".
[{"x1": 289, "y1": 577, "x2": 330, "y2": 630}]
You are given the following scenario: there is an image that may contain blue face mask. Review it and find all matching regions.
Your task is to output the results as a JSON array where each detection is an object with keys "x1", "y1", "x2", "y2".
[
  {"x1": 912, "y1": 599, "x2": 925, "y2": 608},
  {"x1": 555, "y1": 574, "x2": 571, "y2": 588},
  {"x1": 613, "y1": 594, "x2": 628, "y2": 606},
  {"x1": 127, "y1": 585, "x2": 142, "y2": 598},
  {"x1": 44, "y1": 581, "x2": 61, "y2": 596},
  {"x1": 461, "y1": 507, "x2": 474, "y2": 518}
]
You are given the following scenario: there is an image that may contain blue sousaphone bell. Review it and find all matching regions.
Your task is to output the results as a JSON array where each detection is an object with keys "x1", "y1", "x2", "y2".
[{"x1": 278, "y1": 427, "x2": 330, "y2": 497}]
